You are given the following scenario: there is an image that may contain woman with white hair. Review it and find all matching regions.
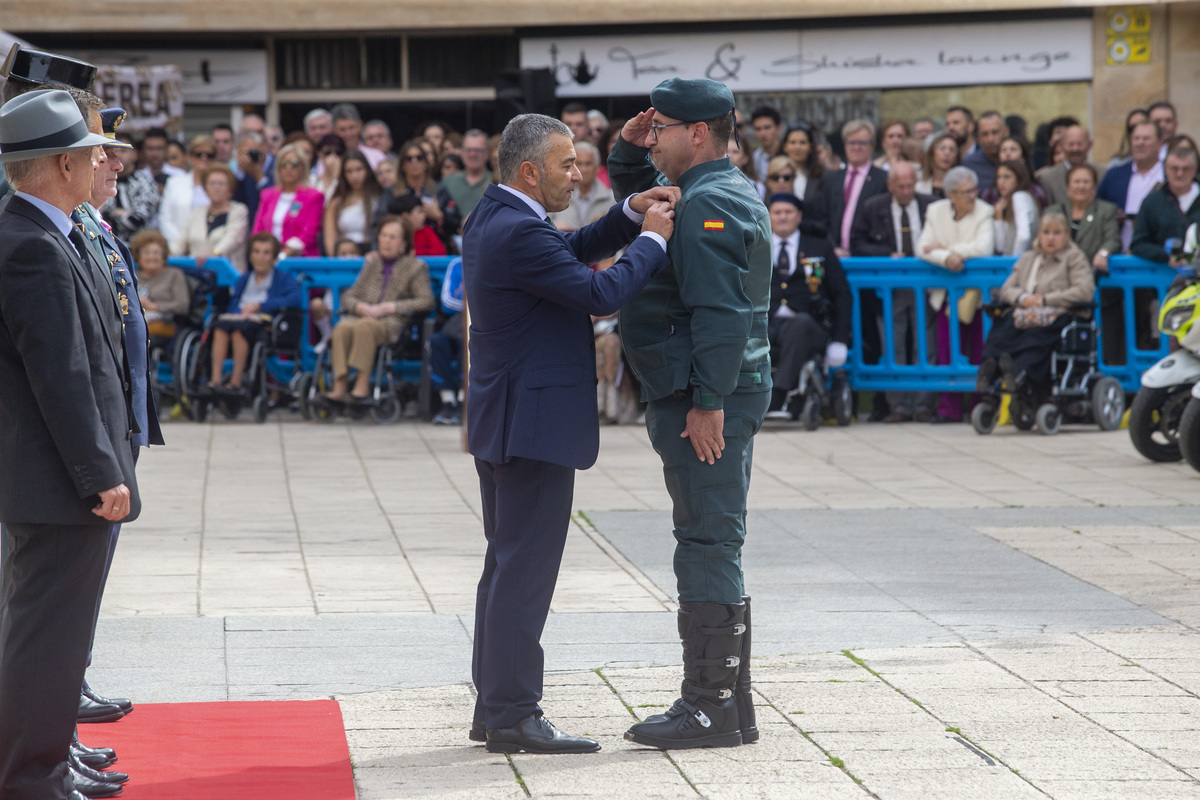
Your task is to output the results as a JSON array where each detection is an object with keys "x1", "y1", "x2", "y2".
[{"x1": 916, "y1": 166, "x2": 995, "y2": 422}]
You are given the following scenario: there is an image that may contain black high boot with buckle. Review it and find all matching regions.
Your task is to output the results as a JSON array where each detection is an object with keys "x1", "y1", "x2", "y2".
[
  {"x1": 625, "y1": 601, "x2": 745, "y2": 749},
  {"x1": 736, "y1": 595, "x2": 758, "y2": 743}
]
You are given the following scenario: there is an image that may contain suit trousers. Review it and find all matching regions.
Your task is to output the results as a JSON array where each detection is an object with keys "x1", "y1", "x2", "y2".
[
  {"x1": 886, "y1": 290, "x2": 938, "y2": 416},
  {"x1": 472, "y1": 456, "x2": 575, "y2": 730},
  {"x1": 330, "y1": 317, "x2": 389, "y2": 381},
  {"x1": 0, "y1": 521, "x2": 110, "y2": 800},
  {"x1": 646, "y1": 391, "x2": 770, "y2": 604},
  {"x1": 769, "y1": 313, "x2": 830, "y2": 393}
]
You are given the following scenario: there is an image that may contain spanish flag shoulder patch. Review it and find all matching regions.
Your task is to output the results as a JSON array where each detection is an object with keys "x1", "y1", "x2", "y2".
[{"x1": 703, "y1": 219, "x2": 725, "y2": 230}]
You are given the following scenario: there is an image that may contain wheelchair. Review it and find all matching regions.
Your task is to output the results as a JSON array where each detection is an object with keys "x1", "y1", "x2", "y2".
[
  {"x1": 146, "y1": 265, "x2": 221, "y2": 419},
  {"x1": 971, "y1": 303, "x2": 1126, "y2": 436},
  {"x1": 297, "y1": 314, "x2": 426, "y2": 425},
  {"x1": 176, "y1": 308, "x2": 305, "y2": 423},
  {"x1": 774, "y1": 356, "x2": 854, "y2": 431}
]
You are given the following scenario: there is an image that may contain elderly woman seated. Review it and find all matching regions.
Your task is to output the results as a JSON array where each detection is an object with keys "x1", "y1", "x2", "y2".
[
  {"x1": 208, "y1": 232, "x2": 304, "y2": 393},
  {"x1": 976, "y1": 211, "x2": 1095, "y2": 394},
  {"x1": 318, "y1": 215, "x2": 434, "y2": 404},
  {"x1": 129, "y1": 230, "x2": 190, "y2": 339}
]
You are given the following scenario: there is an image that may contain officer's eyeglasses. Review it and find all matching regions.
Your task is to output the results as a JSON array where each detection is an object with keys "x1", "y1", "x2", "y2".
[{"x1": 648, "y1": 122, "x2": 688, "y2": 141}]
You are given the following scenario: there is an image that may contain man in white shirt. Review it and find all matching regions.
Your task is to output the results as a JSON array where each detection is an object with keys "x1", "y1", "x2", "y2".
[{"x1": 1098, "y1": 121, "x2": 1164, "y2": 251}]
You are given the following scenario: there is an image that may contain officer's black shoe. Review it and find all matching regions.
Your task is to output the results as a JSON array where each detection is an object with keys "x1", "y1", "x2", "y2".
[
  {"x1": 78, "y1": 693, "x2": 125, "y2": 724},
  {"x1": 485, "y1": 711, "x2": 600, "y2": 754},
  {"x1": 735, "y1": 595, "x2": 759, "y2": 744},
  {"x1": 469, "y1": 720, "x2": 486, "y2": 742},
  {"x1": 71, "y1": 739, "x2": 116, "y2": 769},
  {"x1": 83, "y1": 679, "x2": 133, "y2": 715},
  {"x1": 625, "y1": 602, "x2": 745, "y2": 750},
  {"x1": 69, "y1": 765, "x2": 124, "y2": 798},
  {"x1": 69, "y1": 751, "x2": 128, "y2": 785}
]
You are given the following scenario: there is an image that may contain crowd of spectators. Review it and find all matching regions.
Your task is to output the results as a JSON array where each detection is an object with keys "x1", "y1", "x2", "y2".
[{"x1": 104, "y1": 95, "x2": 1191, "y2": 426}]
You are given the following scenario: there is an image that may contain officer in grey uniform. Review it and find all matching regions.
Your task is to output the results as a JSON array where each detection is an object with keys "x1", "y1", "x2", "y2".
[{"x1": 607, "y1": 78, "x2": 772, "y2": 750}]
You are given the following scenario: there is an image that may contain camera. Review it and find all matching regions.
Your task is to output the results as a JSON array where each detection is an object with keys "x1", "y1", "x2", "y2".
[{"x1": 248, "y1": 149, "x2": 262, "y2": 163}]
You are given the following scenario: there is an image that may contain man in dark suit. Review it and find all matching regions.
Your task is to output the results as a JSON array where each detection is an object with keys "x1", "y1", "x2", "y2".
[
  {"x1": 825, "y1": 119, "x2": 889, "y2": 258},
  {"x1": 463, "y1": 113, "x2": 675, "y2": 754},
  {"x1": 0, "y1": 89, "x2": 141, "y2": 800},
  {"x1": 764, "y1": 193, "x2": 851, "y2": 419},
  {"x1": 850, "y1": 163, "x2": 937, "y2": 421}
]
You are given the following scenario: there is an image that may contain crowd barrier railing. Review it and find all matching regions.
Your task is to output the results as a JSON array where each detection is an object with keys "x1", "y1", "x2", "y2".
[
  {"x1": 167, "y1": 254, "x2": 1172, "y2": 396},
  {"x1": 842, "y1": 255, "x2": 1176, "y2": 394}
]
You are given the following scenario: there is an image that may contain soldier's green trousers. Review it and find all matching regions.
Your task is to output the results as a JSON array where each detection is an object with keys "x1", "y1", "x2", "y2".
[{"x1": 645, "y1": 390, "x2": 771, "y2": 604}]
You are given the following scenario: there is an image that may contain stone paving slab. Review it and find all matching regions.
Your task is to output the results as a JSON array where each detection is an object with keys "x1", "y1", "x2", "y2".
[{"x1": 82, "y1": 419, "x2": 1200, "y2": 798}]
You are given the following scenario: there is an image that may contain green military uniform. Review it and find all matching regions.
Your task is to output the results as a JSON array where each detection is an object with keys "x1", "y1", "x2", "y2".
[{"x1": 608, "y1": 92, "x2": 772, "y2": 606}]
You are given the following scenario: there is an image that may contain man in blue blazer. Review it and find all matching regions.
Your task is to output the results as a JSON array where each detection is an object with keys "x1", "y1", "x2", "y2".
[{"x1": 463, "y1": 113, "x2": 677, "y2": 754}]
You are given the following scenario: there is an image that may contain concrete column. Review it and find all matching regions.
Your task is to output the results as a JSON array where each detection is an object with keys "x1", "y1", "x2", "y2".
[{"x1": 1090, "y1": 4, "x2": 1168, "y2": 162}]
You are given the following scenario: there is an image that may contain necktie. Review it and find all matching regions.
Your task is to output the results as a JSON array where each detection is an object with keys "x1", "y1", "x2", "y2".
[
  {"x1": 900, "y1": 205, "x2": 914, "y2": 256},
  {"x1": 843, "y1": 167, "x2": 859, "y2": 206},
  {"x1": 67, "y1": 226, "x2": 90, "y2": 263},
  {"x1": 776, "y1": 240, "x2": 789, "y2": 275}
]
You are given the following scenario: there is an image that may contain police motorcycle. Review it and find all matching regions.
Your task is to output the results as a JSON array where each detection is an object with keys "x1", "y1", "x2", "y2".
[{"x1": 1128, "y1": 233, "x2": 1200, "y2": 463}]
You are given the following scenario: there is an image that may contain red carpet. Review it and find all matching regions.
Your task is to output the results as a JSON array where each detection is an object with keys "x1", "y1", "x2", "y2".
[{"x1": 81, "y1": 700, "x2": 356, "y2": 800}]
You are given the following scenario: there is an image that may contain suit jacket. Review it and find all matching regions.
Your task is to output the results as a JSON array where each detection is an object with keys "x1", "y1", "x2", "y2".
[
  {"x1": 1130, "y1": 184, "x2": 1200, "y2": 262},
  {"x1": 340, "y1": 252, "x2": 434, "y2": 341},
  {"x1": 463, "y1": 184, "x2": 669, "y2": 470},
  {"x1": 849, "y1": 191, "x2": 935, "y2": 257},
  {"x1": 174, "y1": 201, "x2": 250, "y2": 272},
  {"x1": 0, "y1": 196, "x2": 141, "y2": 525},
  {"x1": 771, "y1": 235, "x2": 852, "y2": 344},
  {"x1": 997, "y1": 244, "x2": 1094, "y2": 309},
  {"x1": 1095, "y1": 160, "x2": 1134, "y2": 209},
  {"x1": 823, "y1": 164, "x2": 889, "y2": 248},
  {"x1": 251, "y1": 187, "x2": 325, "y2": 257},
  {"x1": 1044, "y1": 199, "x2": 1122, "y2": 262}
]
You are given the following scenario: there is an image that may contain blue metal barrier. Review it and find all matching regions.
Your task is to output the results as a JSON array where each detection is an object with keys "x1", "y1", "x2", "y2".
[{"x1": 842, "y1": 255, "x2": 1175, "y2": 394}]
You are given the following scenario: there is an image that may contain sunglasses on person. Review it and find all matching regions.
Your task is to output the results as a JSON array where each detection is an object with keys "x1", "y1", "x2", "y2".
[
  {"x1": 320, "y1": 149, "x2": 341, "y2": 158},
  {"x1": 768, "y1": 173, "x2": 795, "y2": 181},
  {"x1": 190, "y1": 150, "x2": 216, "y2": 159},
  {"x1": 280, "y1": 160, "x2": 304, "y2": 169}
]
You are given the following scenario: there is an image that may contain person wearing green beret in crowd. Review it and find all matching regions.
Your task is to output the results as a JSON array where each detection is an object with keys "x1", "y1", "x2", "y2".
[{"x1": 608, "y1": 77, "x2": 772, "y2": 750}]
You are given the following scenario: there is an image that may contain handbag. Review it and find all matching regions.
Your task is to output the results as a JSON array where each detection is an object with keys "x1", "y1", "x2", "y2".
[
  {"x1": 1012, "y1": 305, "x2": 1061, "y2": 329},
  {"x1": 956, "y1": 288, "x2": 982, "y2": 324}
]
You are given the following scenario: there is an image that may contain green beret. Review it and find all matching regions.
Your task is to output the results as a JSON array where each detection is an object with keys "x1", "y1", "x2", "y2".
[{"x1": 650, "y1": 77, "x2": 735, "y2": 123}]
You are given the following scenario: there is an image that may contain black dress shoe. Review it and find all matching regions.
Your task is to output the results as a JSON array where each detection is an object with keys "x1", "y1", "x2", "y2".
[
  {"x1": 485, "y1": 712, "x2": 600, "y2": 754},
  {"x1": 83, "y1": 680, "x2": 133, "y2": 714},
  {"x1": 71, "y1": 741, "x2": 117, "y2": 769},
  {"x1": 69, "y1": 752, "x2": 128, "y2": 785},
  {"x1": 469, "y1": 720, "x2": 486, "y2": 742},
  {"x1": 70, "y1": 766, "x2": 124, "y2": 797},
  {"x1": 78, "y1": 693, "x2": 125, "y2": 724},
  {"x1": 70, "y1": 792, "x2": 88, "y2": 800}
]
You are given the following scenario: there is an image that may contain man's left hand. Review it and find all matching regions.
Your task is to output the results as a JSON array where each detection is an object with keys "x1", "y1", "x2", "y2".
[
  {"x1": 681, "y1": 407, "x2": 724, "y2": 465},
  {"x1": 630, "y1": 186, "x2": 681, "y2": 214}
]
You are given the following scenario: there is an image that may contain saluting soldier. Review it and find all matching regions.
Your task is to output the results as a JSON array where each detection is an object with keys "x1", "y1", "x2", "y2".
[
  {"x1": 608, "y1": 78, "x2": 772, "y2": 750},
  {"x1": 763, "y1": 192, "x2": 851, "y2": 420}
]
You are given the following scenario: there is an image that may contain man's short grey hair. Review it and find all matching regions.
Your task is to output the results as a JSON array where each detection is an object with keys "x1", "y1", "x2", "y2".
[
  {"x1": 574, "y1": 140, "x2": 599, "y2": 160},
  {"x1": 330, "y1": 103, "x2": 361, "y2": 123},
  {"x1": 498, "y1": 114, "x2": 572, "y2": 185},
  {"x1": 4, "y1": 149, "x2": 89, "y2": 192},
  {"x1": 237, "y1": 130, "x2": 263, "y2": 145},
  {"x1": 841, "y1": 118, "x2": 876, "y2": 143},
  {"x1": 587, "y1": 109, "x2": 608, "y2": 126},
  {"x1": 364, "y1": 119, "x2": 391, "y2": 136},
  {"x1": 943, "y1": 165, "x2": 979, "y2": 194},
  {"x1": 463, "y1": 128, "x2": 488, "y2": 142},
  {"x1": 303, "y1": 108, "x2": 331, "y2": 132}
]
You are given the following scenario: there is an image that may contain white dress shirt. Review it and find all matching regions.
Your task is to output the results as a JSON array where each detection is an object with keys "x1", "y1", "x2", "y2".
[
  {"x1": 890, "y1": 197, "x2": 923, "y2": 254},
  {"x1": 1123, "y1": 160, "x2": 1165, "y2": 250},
  {"x1": 771, "y1": 230, "x2": 803, "y2": 319}
]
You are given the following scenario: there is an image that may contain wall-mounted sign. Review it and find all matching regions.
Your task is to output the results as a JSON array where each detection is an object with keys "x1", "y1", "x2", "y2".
[
  {"x1": 94, "y1": 64, "x2": 184, "y2": 132},
  {"x1": 522, "y1": 18, "x2": 1093, "y2": 97},
  {"x1": 66, "y1": 49, "x2": 269, "y2": 104},
  {"x1": 1106, "y1": 6, "x2": 1151, "y2": 66}
]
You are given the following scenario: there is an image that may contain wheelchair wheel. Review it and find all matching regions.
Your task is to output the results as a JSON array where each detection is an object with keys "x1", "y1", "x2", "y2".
[
  {"x1": 1178, "y1": 398, "x2": 1200, "y2": 473},
  {"x1": 253, "y1": 395, "x2": 270, "y2": 424},
  {"x1": 970, "y1": 402, "x2": 997, "y2": 435},
  {"x1": 1010, "y1": 394, "x2": 1036, "y2": 431},
  {"x1": 1035, "y1": 403, "x2": 1062, "y2": 436},
  {"x1": 370, "y1": 392, "x2": 403, "y2": 424},
  {"x1": 1090, "y1": 376, "x2": 1125, "y2": 432},
  {"x1": 1128, "y1": 386, "x2": 1188, "y2": 462},
  {"x1": 831, "y1": 375, "x2": 853, "y2": 427},
  {"x1": 800, "y1": 394, "x2": 821, "y2": 431},
  {"x1": 296, "y1": 373, "x2": 316, "y2": 420}
]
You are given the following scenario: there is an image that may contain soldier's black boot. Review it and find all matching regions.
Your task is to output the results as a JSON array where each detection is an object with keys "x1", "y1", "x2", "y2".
[
  {"x1": 736, "y1": 595, "x2": 759, "y2": 743},
  {"x1": 625, "y1": 602, "x2": 745, "y2": 749}
]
